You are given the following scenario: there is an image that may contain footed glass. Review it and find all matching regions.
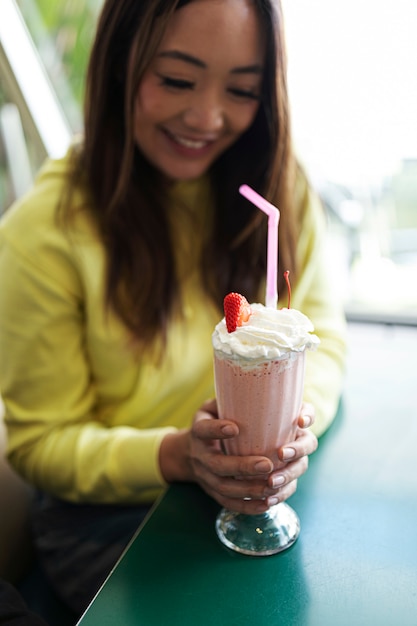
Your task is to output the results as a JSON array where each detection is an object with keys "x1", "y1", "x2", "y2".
[
  {"x1": 213, "y1": 349, "x2": 306, "y2": 556},
  {"x1": 215, "y1": 502, "x2": 300, "y2": 556}
]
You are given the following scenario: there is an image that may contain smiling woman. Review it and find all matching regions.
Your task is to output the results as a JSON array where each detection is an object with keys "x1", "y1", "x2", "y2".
[
  {"x1": 132, "y1": 0, "x2": 264, "y2": 181},
  {"x1": 0, "y1": 0, "x2": 346, "y2": 617}
]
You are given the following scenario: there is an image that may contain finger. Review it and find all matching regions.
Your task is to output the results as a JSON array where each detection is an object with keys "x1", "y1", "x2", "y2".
[
  {"x1": 271, "y1": 478, "x2": 298, "y2": 504},
  {"x1": 201, "y1": 481, "x2": 271, "y2": 515},
  {"x1": 193, "y1": 400, "x2": 240, "y2": 440},
  {"x1": 278, "y1": 427, "x2": 318, "y2": 462},
  {"x1": 200, "y1": 451, "x2": 274, "y2": 478},
  {"x1": 200, "y1": 398, "x2": 218, "y2": 416},
  {"x1": 192, "y1": 412, "x2": 239, "y2": 440},
  {"x1": 268, "y1": 456, "x2": 308, "y2": 489},
  {"x1": 297, "y1": 401, "x2": 315, "y2": 429},
  {"x1": 205, "y1": 478, "x2": 299, "y2": 514}
]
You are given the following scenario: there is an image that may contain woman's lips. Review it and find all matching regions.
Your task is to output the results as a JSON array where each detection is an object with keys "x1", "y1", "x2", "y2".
[{"x1": 163, "y1": 129, "x2": 216, "y2": 156}]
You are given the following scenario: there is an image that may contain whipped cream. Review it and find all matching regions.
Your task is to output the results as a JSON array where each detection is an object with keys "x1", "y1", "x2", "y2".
[{"x1": 212, "y1": 303, "x2": 320, "y2": 362}]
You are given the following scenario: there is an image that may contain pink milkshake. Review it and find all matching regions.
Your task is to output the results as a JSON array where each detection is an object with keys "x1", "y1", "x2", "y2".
[
  {"x1": 212, "y1": 297, "x2": 319, "y2": 555},
  {"x1": 213, "y1": 350, "x2": 305, "y2": 470}
]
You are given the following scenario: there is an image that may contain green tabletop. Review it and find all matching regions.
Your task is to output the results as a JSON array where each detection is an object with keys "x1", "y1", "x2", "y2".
[{"x1": 78, "y1": 324, "x2": 417, "y2": 626}]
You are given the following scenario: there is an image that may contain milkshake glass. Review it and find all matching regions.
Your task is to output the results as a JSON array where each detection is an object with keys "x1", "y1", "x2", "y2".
[{"x1": 212, "y1": 302, "x2": 319, "y2": 556}]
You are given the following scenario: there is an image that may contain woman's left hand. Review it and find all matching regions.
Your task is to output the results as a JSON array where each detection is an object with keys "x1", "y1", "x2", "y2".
[{"x1": 265, "y1": 402, "x2": 318, "y2": 504}]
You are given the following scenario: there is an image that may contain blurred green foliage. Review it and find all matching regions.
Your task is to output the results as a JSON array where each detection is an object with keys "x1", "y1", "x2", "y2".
[
  {"x1": 16, "y1": 0, "x2": 103, "y2": 110},
  {"x1": 1, "y1": 1, "x2": 103, "y2": 211}
]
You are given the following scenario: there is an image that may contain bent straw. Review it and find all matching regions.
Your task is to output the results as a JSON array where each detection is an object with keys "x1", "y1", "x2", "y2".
[{"x1": 239, "y1": 184, "x2": 280, "y2": 309}]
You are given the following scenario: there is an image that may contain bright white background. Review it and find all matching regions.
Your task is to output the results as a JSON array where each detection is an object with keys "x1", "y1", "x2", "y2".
[
  {"x1": 282, "y1": 0, "x2": 417, "y2": 319},
  {"x1": 282, "y1": 0, "x2": 417, "y2": 186}
]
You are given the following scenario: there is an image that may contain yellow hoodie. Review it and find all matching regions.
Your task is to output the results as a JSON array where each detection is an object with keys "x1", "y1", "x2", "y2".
[{"x1": 0, "y1": 151, "x2": 346, "y2": 504}]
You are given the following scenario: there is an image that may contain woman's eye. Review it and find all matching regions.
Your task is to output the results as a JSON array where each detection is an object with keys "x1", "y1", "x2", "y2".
[
  {"x1": 229, "y1": 88, "x2": 260, "y2": 101},
  {"x1": 158, "y1": 75, "x2": 194, "y2": 90}
]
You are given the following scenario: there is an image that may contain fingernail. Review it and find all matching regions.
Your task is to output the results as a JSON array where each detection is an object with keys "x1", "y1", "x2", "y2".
[
  {"x1": 301, "y1": 415, "x2": 312, "y2": 428},
  {"x1": 221, "y1": 424, "x2": 235, "y2": 436},
  {"x1": 271, "y1": 474, "x2": 285, "y2": 488},
  {"x1": 254, "y1": 460, "x2": 272, "y2": 473},
  {"x1": 267, "y1": 497, "x2": 279, "y2": 507},
  {"x1": 282, "y1": 447, "x2": 296, "y2": 460}
]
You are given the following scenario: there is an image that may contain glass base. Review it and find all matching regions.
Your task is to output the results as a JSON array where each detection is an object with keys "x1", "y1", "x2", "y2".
[{"x1": 215, "y1": 502, "x2": 300, "y2": 556}]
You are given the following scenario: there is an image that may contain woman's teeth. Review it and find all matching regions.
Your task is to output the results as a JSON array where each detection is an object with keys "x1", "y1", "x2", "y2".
[{"x1": 173, "y1": 134, "x2": 209, "y2": 149}]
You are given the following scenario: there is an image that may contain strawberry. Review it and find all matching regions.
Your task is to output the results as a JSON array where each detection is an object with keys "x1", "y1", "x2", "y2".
[{"x1": 223, "y1": 292, "x2": 252, "y2": 333}]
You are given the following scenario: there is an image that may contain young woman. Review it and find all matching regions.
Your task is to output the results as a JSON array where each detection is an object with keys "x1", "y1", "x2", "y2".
[{"x1": 0, "y1": 0, "x2": 346, "y2": 615}]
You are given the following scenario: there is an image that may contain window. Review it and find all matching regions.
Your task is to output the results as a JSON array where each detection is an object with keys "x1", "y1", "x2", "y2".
[
  {"x1": 0, "y1": 0, "x2": 76, "y2": 210},
  {"x1": 14, "y1": 0, "x2": 102, "y2": 130},
  {"x1": 283, "y1": 0, "x2": 417, "y2": 323}
]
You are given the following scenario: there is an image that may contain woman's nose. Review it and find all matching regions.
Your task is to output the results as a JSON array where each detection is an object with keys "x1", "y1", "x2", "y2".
[{"x1": 182, "y1": 91, "x2": 224, "y2": 133}]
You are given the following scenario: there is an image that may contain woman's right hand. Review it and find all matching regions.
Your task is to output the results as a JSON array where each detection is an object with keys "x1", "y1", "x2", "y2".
[{"x1": 160, "y1": 399, "x2": 298, "y2": 515}]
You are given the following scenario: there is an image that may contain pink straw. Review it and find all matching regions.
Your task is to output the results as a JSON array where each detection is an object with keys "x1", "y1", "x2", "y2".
[{"x1": 239, "y1": 184, "x2": 280, "y2": 309}]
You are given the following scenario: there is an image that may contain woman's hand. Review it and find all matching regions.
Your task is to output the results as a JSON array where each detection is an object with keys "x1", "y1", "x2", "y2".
[
  {"x1": 159, "y1": 399, "x2": 317, "y2": 515},
  {"x1": 266, "y1": 402, "x2": 318, "y2": 506}
]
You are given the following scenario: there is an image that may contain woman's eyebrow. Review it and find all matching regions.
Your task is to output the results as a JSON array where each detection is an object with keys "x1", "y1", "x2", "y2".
[
  {"x1": 157, "y1": 50, "x2": 206, "y2": 68},
  {"x1": 157, "y1": 50, "x2": 263, "y2": 74}
]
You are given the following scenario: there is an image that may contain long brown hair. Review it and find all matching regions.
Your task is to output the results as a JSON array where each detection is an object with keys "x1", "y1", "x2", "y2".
[{"x1": 68, "y1": 0, "x2": 298, "y2": 349}]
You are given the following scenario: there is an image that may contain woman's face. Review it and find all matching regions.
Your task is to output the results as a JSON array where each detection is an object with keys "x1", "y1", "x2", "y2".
[{"x1": 133, "y1": 0, "x2": 265, "y2": 181}]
